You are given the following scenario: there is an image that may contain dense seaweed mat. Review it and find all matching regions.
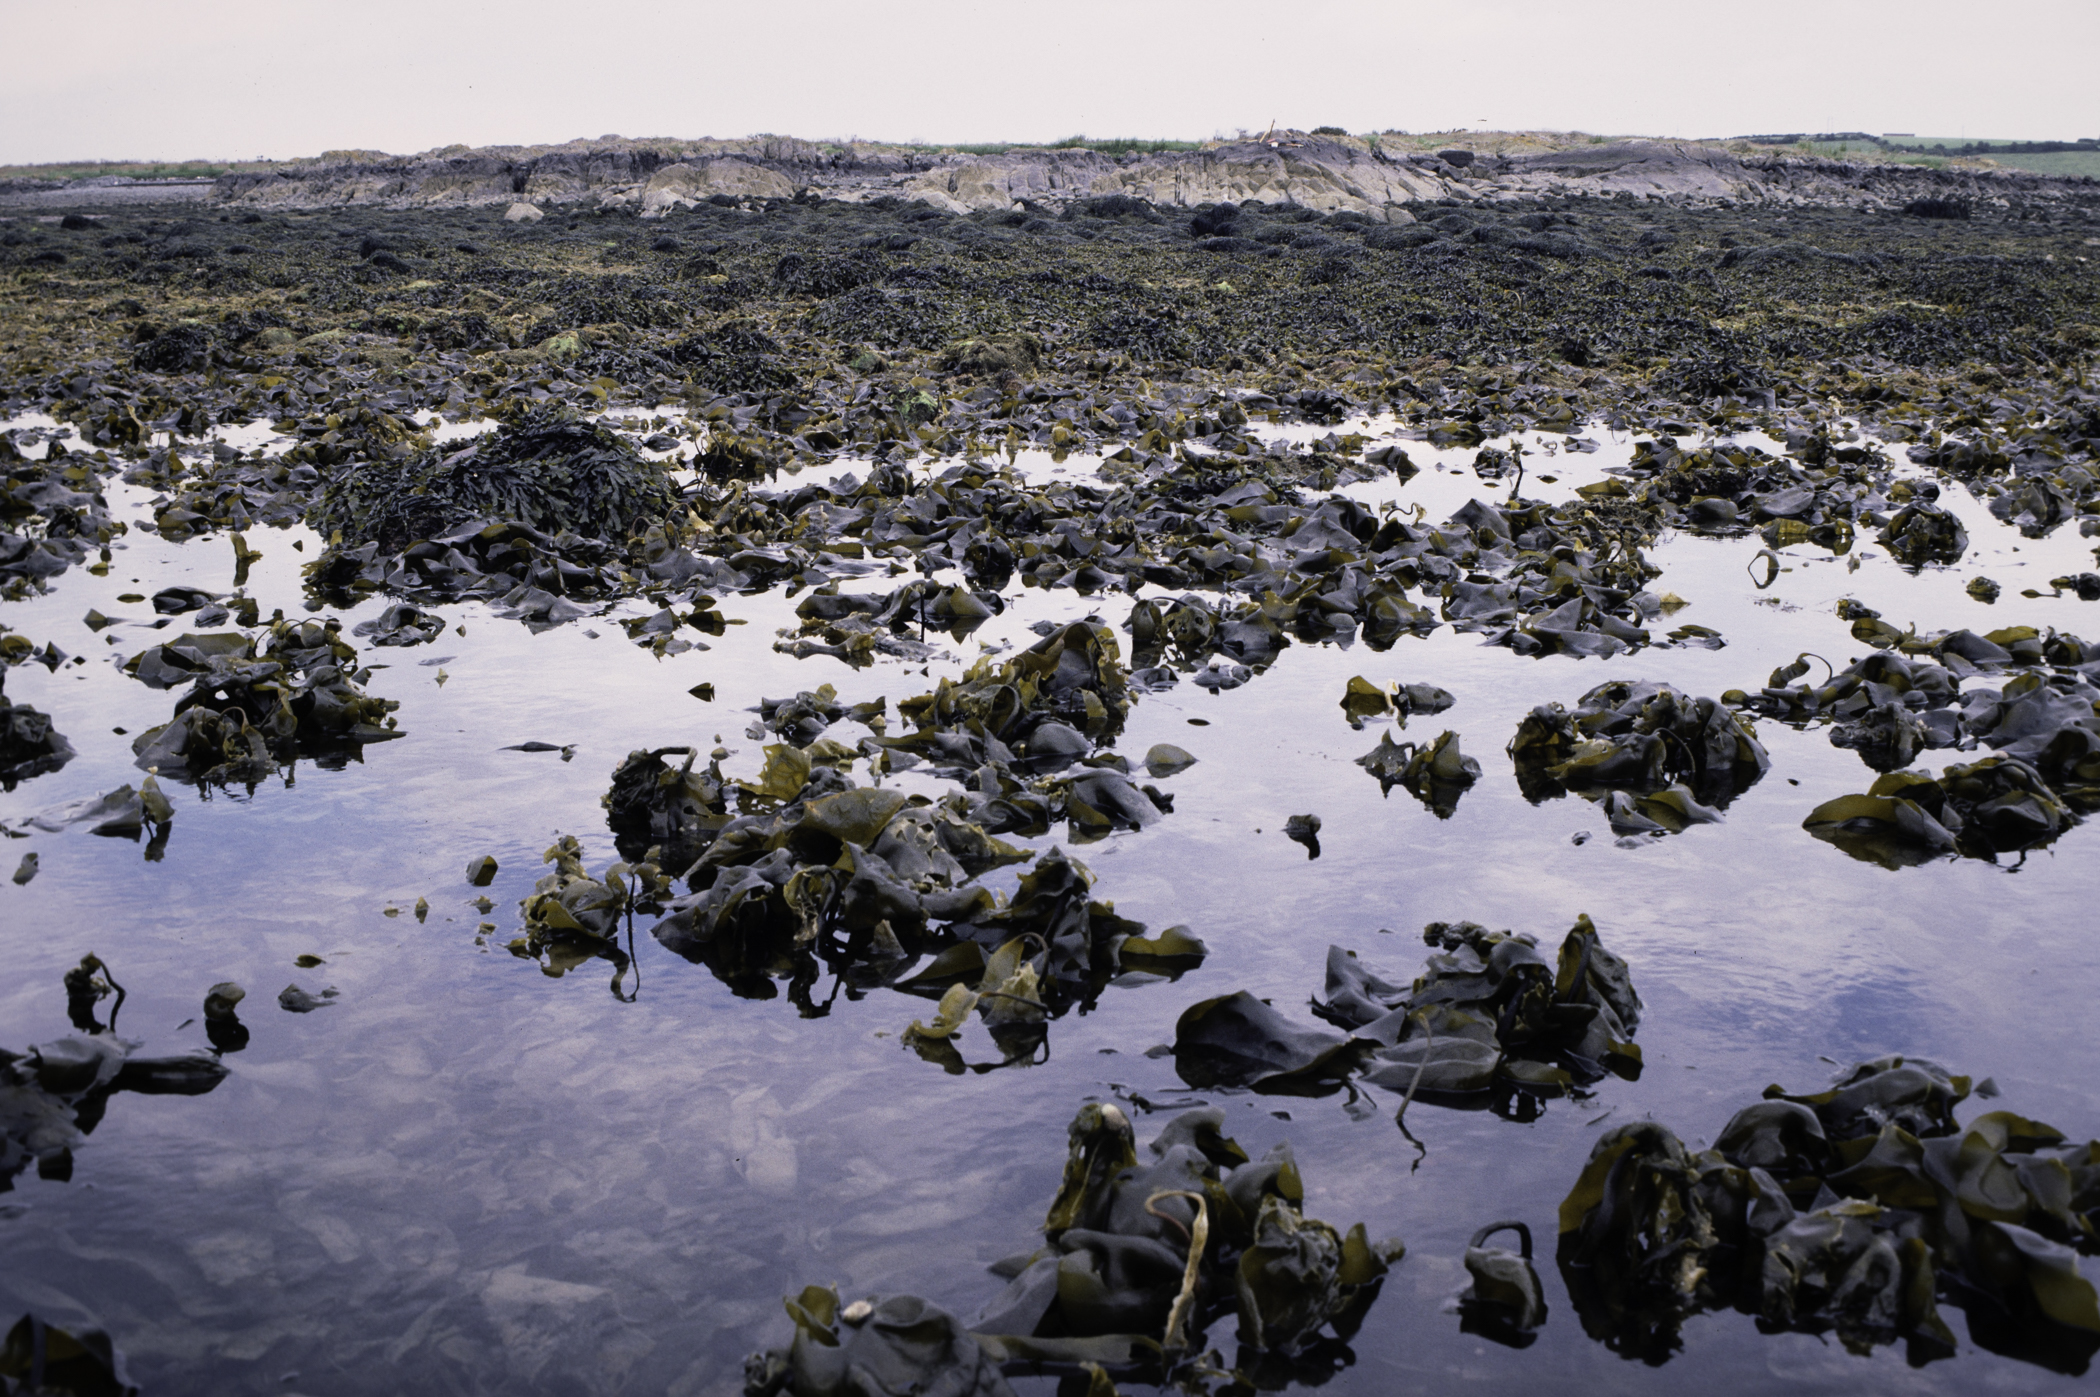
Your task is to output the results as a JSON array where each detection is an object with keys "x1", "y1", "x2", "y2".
[{"x1": 4, "y1": 184, "x2": 2100, "y2": 1396}]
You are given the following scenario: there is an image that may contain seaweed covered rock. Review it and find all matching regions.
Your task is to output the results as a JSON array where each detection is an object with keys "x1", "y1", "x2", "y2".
[
  {"x1": 1175, "y1": 915, "x2": 1642, "y2": 1105},
  {"x1": 0, "y1": 1314, "x2": 139, "y2": 1397},
  {"x1": 0, "y1": 693, "x2": 75, "y2": 791},
  {"x1": 672, "y1": 321, "x2": 796, "y2": 398},
  {"x1": 1803, "y1": 755, "x2": 2079, "y2": 867},
  {"x1": 309, "y1": 406, "x2": 684, "y2": 551},
  {"x1": 638, "y1": 723, "x2": 1198, "y2": 1047},
  {"x1": 937, "y1": 332, "x2": 1044, "y2": 379},
  {"x1": 744, "y1": 1288, "x2": 1015, "y2": 1397},
  {"x1": 1879, "y1": 501, "x2": 1969, "y2": 566},
  {"x1": 1558, "y1": 1058, "x2": 2100, "y2": 1370},
  {"x1": 984, "y1": 1103, "x2": 1400, "y2": 1358},
  {"x1": 132, "y1": 322, "x2": 213, "y2": 373},
  {"x1": 1510, "y1": 680, "x2": 1767, "y2": 833}
]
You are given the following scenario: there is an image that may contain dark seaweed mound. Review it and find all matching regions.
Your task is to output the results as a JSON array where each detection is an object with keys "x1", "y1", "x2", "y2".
[{"x1": 309, "y1": 408, "x2": 683, "y2": 550}]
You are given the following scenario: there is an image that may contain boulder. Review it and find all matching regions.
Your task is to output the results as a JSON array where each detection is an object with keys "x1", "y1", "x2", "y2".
[
  {"x1": 504, "y1": 201, "x2": 544, "y2": 222},
  {"x1": 639, "y1": 159, "x2": 796, "y2": 214},
  {"x1": 906, "y1": 150, "x2": 1117, "y2": 212}
]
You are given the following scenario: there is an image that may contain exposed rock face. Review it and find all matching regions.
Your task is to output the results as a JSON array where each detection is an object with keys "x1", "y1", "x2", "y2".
[
  {"x1": 1072, "y1": 139, "x2": 1444, "y2": 217},
  {"x1": 895, "y1": 139, "x2": 1451, "y2": 216},
  {"x1": 1505, "y1": 142, "x2": 1751, "y2": 198},
  {"x1": 905, "y1": 149, "x2": 1118, "y2": 212},
  {"x1": 45, "y1": 130, "x2": 2082, "y2": 217}
]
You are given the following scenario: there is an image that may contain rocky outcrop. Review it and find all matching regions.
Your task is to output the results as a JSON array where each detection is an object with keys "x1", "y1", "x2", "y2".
[
  {"x1": 1494, "y1": 140, "x2": 2084, "y2": 208},
  {"x1": 899, "y1": 138, "x2": 1449, "y2": 216},
  {"x1": 1092, "y1": 139, "x2": 1448, "y2": 215},
  {"x1": 6, "y1": 130, "x2": 2076, "y2": 216}
]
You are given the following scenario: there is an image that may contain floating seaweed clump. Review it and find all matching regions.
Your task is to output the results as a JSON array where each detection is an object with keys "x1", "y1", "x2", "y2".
[
  {"x1": 1735, "y1": 629, "x2": 2100, "y2": 863},
  {"x1": 615, "y1": 755, "x2": 1193, "y2": 1049},
  {"x1": 0, "y1": 432, "x2": 123, "y2": 594},
  {"x1": 122, "y1": 619, "x2": 401, "y2": 787},
  {"x1": 1354, "y1": 729, "x2": 1479, "y2": 817},
  {"x1": 744, "y1": 1102, "x2": 1402, "y2": 1395},
  {"x1": 1559, "y1": 1058, "x2": 2100, "y2": 1372},
  {"x1": 1509, "y1": 680, "x2": 1768, "y2": 836},
  {"x1": 502, "y1": 835, "x2": 669, "y2": 994},
  {"x1": 1337, "y1": 674, "x2": 1454, "y2": 729},
  {"x1": 1609, "y1": 434, "x2": 1885, "y2": 551},
  {"x1": 1802, "y1": 758, "x2": 2079, "y2": 867}
]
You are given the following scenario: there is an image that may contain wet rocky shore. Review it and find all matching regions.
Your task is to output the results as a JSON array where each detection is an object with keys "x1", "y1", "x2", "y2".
[{"x1": 3, "y1": 153, "x2": 2100, "y2": 1396}]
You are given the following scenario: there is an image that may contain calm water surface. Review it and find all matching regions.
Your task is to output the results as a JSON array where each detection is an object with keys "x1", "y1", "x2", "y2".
[{"x1": 4, "y1": 416, "x2": 2098, "y2": 1396}]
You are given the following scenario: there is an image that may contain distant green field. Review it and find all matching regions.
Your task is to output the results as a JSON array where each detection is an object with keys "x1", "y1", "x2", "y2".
[
  {"x1": 1975, "y1": 151, "x2": 2100, "y2": 177},
  {"x1": 1785, "y1": 138, "x2": 2100, "y2": 178},
  {"x1": 1891, "y1": 139, "x2": 2100, "y2": 177}
]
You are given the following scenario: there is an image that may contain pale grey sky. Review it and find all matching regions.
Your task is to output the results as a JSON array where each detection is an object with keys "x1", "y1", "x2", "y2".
[{"x1": 3, "y1": 0, "x2": 2094, "y2": 164}]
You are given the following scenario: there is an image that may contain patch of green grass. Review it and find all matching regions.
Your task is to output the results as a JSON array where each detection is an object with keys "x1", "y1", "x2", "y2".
[
  {"x1": 1048, "y1": 137, "x2": 1205, "y2": 155},
  {"x1": 0, "y1": 160, "x2": 242, "y2": 181}
]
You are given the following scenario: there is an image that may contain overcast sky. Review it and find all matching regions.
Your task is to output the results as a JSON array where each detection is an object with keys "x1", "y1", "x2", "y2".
[{"x1": 4, "y1": 0, "x2": 2095, "y2": 164}]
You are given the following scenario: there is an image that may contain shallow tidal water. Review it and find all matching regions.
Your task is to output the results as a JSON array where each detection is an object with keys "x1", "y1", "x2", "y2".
[{"x1": 5, "y1": 414, "x2": 2100, "y2": 1396}]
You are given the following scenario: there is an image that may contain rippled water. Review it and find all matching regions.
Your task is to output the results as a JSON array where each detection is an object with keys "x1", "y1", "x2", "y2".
[{"x1": 5, "y1": 414, "x2": 2100, "y2": 1395}]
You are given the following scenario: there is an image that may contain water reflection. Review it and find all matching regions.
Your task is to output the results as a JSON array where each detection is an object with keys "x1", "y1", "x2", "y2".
[{"x1": 6, "y1": 407, "x2": 2100, "y2": 1393}]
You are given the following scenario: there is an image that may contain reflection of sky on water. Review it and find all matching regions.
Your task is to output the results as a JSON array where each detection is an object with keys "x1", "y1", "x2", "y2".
[{"x1": 3, "y1": 408, "x2": 2099, "y2": 1394}]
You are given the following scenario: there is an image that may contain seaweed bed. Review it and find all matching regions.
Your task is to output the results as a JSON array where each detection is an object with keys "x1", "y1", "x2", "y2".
[{"x1": 3, "y1": 183, "x2": 2100, "y2": 1395}]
